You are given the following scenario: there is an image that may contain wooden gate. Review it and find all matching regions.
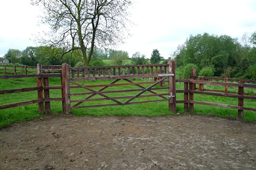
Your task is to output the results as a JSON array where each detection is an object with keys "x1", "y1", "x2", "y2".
[{"x1": 61, "y1": 61, "x2": 176, "y2": 114}]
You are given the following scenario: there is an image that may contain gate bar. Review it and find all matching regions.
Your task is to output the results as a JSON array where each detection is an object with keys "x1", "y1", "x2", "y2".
[{"x1": 123, "y1": 76, "x2": 167, "y2": 105}]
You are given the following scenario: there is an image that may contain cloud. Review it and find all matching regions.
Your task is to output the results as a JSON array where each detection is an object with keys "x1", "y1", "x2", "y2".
[
  {"x1": 1, "y1": 0, "x2": 256, "y2": 59},
  {"x1": 118, "y1": 0, "x2": 256, "y2": 58}
]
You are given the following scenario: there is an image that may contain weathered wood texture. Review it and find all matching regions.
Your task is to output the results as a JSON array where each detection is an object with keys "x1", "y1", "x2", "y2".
[
  {"x1": 0, "y1": 74, "x2": 63, "y2": 113},
  {"x1": 70, "y1": 64, "x2": 168, "y2": 79},
  {"x1": 189, "y1": 68, "x2": 196, "y2": 112},
  {"x1": 37, "y1": 64, "x2": 44, "y2": 114},
  {"x1": 187, "y1": 72, "x2": 256, "y2": 118},
  {"x1": 62, "y1": 63, "x2": 71, "y2": 114},
  {"x1": 168, "y1": 60, "x2": 176, "y2": 113},
  {"x1": 66, "y1": 62, "x2": 174, "y2": 112}
]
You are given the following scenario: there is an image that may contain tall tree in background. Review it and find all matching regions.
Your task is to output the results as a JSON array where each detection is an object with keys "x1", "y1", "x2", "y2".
[
  {"x1": 4, "y1": 49, "x2": 22, "y2": 63},
  {"x1": 150, "y1": 49, "x2": 161, "y2": 64},
  {"x1": 108, "y1": 49, "x2": 129, "y2": 65},
  {"x1": 31, "y1": 0, "x2": 132, "y2": 66},
  {"x1": 131, "y1": 52, "x2": 147, "y2": 65}
]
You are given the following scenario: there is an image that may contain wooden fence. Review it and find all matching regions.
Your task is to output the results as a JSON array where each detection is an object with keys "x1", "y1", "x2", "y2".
[
  {"x1": 0, "y1": 65, "x2": 37, "y2": 75},
  {"x1": 0, "y1": 74, "x2": 62, "y2": 113},
  {"x1": 180, "y1": 68, "x2": 256, "y2": 118},
  {"x1": 60, "y1": 62, "x2": 176, "y2": 114},
  {"x1": 0, "y1": 62, "x2": 256, "y2": 119}
]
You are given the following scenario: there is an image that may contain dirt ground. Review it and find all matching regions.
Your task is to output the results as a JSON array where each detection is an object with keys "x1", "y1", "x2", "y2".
[{"x1": 0, "y1": 114, "x2": 256, "y2": 170}]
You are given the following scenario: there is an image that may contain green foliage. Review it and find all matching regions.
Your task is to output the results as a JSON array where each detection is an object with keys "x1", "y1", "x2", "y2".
[
  {"x1": 244, "y1": 64, "x2": 256, "y2": 80},
  {"x1": 4, "y1": 49, "x2": 22, "y2": 63},
  {"x1": 199, "y1": 66, "x2": 214, "y2": 77},
  {"x1": 75, "y1": 61, "x2": 84, "y2": 67},
  {"x1": 221, "y1": 67, "x2": 234, "y2": 78},
  {"x1": 108, "y1": 49, "x2": 129, "y2": 65},
  {"x1": 131, "y1": 52, "x2": 147, "y2": 65},
  {"x1": 150, "y1": 49, "x2": 161, "y2": 64},
  {"x1": 183, "y1": 64, "x2": 199, "y2": 78},
  {"x1": 93, "y1": 47, "x2": 108, "y2": 59},
  {"x1": 173, "y1": 33, "x2": 243, "y2": 77},
  {"x1": 161, "y1": 58, "x2": 170, "y2": 64},
  {"x1": 108, "y1": 49, "x2": 129, "y2": 59},
  {"x1": 89, "y1": 57, "x2": 104, "y2": 66},
  {"x1": 250, "y1": 32, "x2": 256, "y2": 45},
  {"x1": 111, "y1": 56, "x2": 123, "y2": 65}
]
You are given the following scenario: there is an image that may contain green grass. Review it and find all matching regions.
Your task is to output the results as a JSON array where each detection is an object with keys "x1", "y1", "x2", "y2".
[{"x1": 0, "y1": 76, "x2": 256, "y2": 128}]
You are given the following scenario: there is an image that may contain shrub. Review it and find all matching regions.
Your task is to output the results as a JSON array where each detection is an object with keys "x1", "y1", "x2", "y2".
[
  {"x1": 75, "y1": 61, "x2": 84, "y2": 67},
  {"x1": 244, "y1": 64, "x2": 256, "y2": 80},
  {"x1": 183, "y1": 64, "x2": 199, "y2": 78},
  {"x1": 199, "y1": 66, "x2": 214, "y2": 77},
  {"x1": 89, "y1": 58, "x2": 104, "y2": 66}
]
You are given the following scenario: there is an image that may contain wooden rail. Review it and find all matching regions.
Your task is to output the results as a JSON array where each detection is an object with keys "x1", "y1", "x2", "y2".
[
  {"x1": 0, "y1": 63, "x2": 256, "y2": 119},
  {"x1": 185, "y1": 70, "x2": 256, "y2": 118},
  {"x1": 69, "y1": 64, "x2": 169, "y2": 79},
  {"x1": 0, "y1": 65, "x2": 37, "y2": 75},
  {"x1": 0, "y1": 73, "x2": 62, "y2": 113}
]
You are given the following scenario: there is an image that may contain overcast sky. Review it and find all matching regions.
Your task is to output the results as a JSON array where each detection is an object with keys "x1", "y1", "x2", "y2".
[{"x1": 0, "y1": 0, "x2": 256, "y2": 59}]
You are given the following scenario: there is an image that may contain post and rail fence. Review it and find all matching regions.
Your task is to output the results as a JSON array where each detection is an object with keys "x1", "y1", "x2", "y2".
[
  {"x1": 0, "y1": 64, "x2": 37, "y2": 75},
  {"x1": 0, "y1": 61, "x2": 256, "y2": 119}
]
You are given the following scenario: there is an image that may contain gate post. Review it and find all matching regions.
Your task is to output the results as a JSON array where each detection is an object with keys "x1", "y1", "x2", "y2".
[
  {"x1": 37, "y1": 63, "x2": 44, "y2": 114},
  {"x1": 62, "y1": 63, "x2": 71, "y2": 114},
  {"x1": 189, "y1": 68, "x2": 196, "y2": 112},
  {"x1": 238, "y1": 83, "x2": 244, "y2": 118},
  {"x1": 168, "y1": 60, "x2": 176, "y2": 113}
]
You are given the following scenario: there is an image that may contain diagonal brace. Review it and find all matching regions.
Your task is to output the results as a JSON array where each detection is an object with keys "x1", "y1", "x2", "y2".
[
  {"x1": 123, "y1": 77, "x2": 167, "y2": 105},
  {"x1": 70, "y1": 80, "x2": 123, "y2": 106},
  {"x1": 72, "y1": 79, "x2": 121, "y2": 107},
  {"x1": 123, "y1": 79, "x2": 167, "y2": 100}
]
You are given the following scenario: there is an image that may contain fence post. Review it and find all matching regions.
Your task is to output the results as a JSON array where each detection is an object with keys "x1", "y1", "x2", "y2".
[
  {"x1": 225, "y1": 78, "x2": 228, "y2": 94},
  {"x1": 198, "y1": 76, "x2": 204, "y2": 91},
  {"x1": 168, "y1": 60, "x2": 176, "y2": 113},
  {"x1": 37, "y1": 63, "x2": 44, "y2": 114},
  {"x1": 184, "y1": 74, "x2": 189, "y2": 112},
  {"x1": 62, "y1": 63, "x2": 71, "y2": 114},
  {"x1": 4, "y1": 65, "x2": 6, "y2": 74},
  {"x1": 189, "y1": 68, "x2": 196, "y2": 112},
  {"x1": 238, "y1": 83, "x2": 244, "y2": 118},
  {"x1": 25, "y1": 66, "x2": 27, "y2": 75},
  {"x1": 43, "y1": 77, "x2": 51, "y2": 113},
  {"x1": 14, "y1": 65, "x2": 16, "y2": 75}
]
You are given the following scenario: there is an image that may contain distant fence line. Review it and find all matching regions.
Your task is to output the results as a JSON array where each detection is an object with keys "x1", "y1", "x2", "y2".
[{"x1": 0, "y1": 65, "x2": 37, "y2": 75}]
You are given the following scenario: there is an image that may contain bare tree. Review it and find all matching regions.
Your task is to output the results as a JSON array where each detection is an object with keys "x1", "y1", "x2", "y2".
[
  {"x1": 31, "y1": 0, "x2": 132, "y2": 66},
  {"x1": 241, "y1": 33, "x2": 251, "y2": 66}
]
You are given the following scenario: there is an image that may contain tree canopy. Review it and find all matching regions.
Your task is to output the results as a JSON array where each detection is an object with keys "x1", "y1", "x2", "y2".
[
  {"x1": 150, "y1": 49, "x2": 161, "y2": 64},
  {"x1": 31, "y1": 0, "x2": 132, "y2": 66},
  {"x1": 173, "y1": 33, "x2": 256, "y2": 79},
  {"x1": 131, "y1": 52, "x2": 147, "y2": 65}
]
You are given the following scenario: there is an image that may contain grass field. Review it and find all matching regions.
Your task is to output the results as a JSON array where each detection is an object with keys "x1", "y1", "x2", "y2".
[{"x1": 0, "y1": 76, "x2": 256, "y2": 128}]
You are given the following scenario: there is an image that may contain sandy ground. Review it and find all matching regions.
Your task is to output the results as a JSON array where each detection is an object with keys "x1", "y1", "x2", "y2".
[{"x1": 0, "y1": 114, "x2": 256, "y2": 170}]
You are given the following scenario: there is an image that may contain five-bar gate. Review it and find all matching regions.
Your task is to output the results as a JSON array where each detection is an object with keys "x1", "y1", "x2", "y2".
[{"x1": 61, "y1": 61, "x2": 176, "y2": 114}]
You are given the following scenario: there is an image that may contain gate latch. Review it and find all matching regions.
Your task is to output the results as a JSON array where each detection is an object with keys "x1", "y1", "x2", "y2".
[
  {"x1": 158, "y1": 74, "x2": 174, "y2": 77},
  {"x1": 168, "y1": 92, "x2": 175, "y2": 98}
]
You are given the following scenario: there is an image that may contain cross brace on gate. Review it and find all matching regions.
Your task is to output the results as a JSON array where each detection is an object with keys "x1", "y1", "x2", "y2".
[
  {"x1": 69, "y1": 74, "x2": 175, "y2": 111},
  {"x1": 62, "y1": 60, "x2": 176, "y2": 114}
]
